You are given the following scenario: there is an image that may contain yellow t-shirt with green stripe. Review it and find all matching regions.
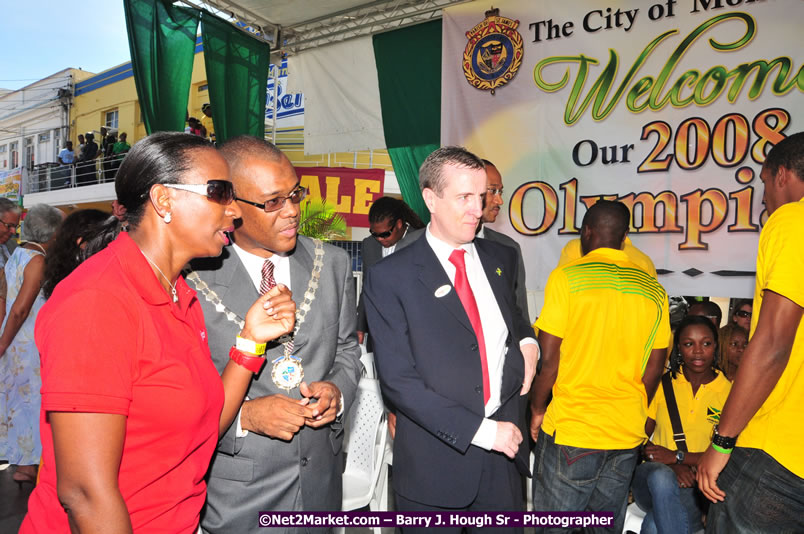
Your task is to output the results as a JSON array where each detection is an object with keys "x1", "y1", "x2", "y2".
[
  {"x1": 738, "y1": 197, "x2": 804, "y2": 477},
  {"x1": 649, "y1": 372, "x2": 732, "y2": 452},
  {"x1": 536, "y1": 247, "x2": 671, "y2": 449}
]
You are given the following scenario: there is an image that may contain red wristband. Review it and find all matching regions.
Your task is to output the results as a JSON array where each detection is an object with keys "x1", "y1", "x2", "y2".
[{"x1": 229, "y1": 346, "x2": 266, "y2": 374}]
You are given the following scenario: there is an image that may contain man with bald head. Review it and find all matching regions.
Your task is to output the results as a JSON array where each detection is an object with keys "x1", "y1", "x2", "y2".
[
  {"x1": 476, "y1": 160, "x2": 529, "y2": 322},
  {"x1": 189, "y1": 136, "x2": 361, "y2": 533},
  {"x1": 530, "y1": 200, "x2": 670, "y2": 533}
]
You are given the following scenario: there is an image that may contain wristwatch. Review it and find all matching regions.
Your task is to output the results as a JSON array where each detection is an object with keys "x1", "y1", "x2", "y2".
[
  {"x1": 712, "y1": 425, "x2": 739, "y2": 450},
  {"x1": 675, "y1": 450, "x2": 686, "y2": 464}
]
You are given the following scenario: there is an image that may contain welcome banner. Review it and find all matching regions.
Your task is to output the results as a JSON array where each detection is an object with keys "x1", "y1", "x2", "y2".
[{"x1": 442, "y1": 0, "x2": 802, "y2": 297}]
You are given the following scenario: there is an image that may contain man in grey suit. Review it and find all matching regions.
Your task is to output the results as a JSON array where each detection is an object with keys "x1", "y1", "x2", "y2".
[
  {"x1": 357, "y1": 196, "x2": 424, "y2": 346},
  {"x1": 189, "y1": 136, "x2": 362, "y2": 533},
  {"x1": 476, "y1": 160, "x2": 530, "y2": 323}
]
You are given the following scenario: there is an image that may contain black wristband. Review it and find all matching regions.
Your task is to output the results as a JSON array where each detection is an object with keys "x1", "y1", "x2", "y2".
[{"x1": 712, "y1": 425, "x2": 738, "y2": 450}]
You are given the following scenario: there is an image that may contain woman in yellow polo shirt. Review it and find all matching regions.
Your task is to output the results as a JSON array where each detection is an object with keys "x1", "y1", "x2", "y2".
[{"x1": 632, "y1": 315, "x2": 732, "y2": 534}]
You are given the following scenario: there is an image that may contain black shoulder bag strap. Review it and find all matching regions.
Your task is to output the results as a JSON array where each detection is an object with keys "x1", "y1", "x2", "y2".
[{"x1": 661, "y1": 372, "x2": 688, "y2": 453}]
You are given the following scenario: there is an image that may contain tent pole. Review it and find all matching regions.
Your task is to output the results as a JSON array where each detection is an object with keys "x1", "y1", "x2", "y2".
[{"x1": 270, "y1": 27, "x2": 280, "y2": 144}]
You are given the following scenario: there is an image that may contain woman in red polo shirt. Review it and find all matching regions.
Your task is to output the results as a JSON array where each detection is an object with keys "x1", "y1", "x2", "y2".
[{"x1": 21, "y1": 132, "x2": 296, "y2": 533}]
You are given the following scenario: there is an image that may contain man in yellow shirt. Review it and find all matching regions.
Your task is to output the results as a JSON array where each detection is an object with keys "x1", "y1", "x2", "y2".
[
  {"x1": 557, "y1": 235, "x2": 657, "y2": 277},
  {"x1": 698, "y1": 132, "x2": 804, "y2": 532},
  {"x1": 531, "y1": 201, "x2": 670, "y2": 533},
  {"x1": 201, "y1": 103, "x2": 216, "y2": 143}
]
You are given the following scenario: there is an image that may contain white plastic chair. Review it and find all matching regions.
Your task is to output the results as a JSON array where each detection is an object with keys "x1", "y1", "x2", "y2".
[
  {"x1": 341, "y1": 378, "x2": 390, "y2": 533},
  {"x1": 360, "y1": 344, "x2": 376, "y2": 379},
  {"x1": 622, "y1": 502, "x2": 646, "y2": 533}
]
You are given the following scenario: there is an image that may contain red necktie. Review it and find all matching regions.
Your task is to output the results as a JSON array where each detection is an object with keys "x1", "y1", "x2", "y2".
[
  {"x1": 448, "y1": 248, "x2": 490, "y2": 404},
  {"x1": 260, "y1": 259, "x2": 276, "y2": 294}
]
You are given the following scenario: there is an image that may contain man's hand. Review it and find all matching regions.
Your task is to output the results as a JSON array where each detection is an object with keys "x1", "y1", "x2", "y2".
[
  {"x1": 300, "y1": 381, "x2": 342, "y2": 428},
  {"x1": 492, "y1": 421, "x2": 523, "y2": 459},
  {"x1": 357, "y1": 331, "x2": 365, "y2": 345},
  {"x1": 520, "y1": 343, "x2": 540, "y2": 395},
  {"x1": 387, "y1": 411, "x2": 397, "y2": 439},
  {"x1": 241, "y1": 395, "x2": 315, "y2": 441},
  {"x1": 529, "y1": 412, "x2": 545, "y2": 442},
  {"x1": 671, "y1": 464, "x2": 696, "y2": 488},
  {"x1": 697, "y1": 446, "x2": 730, "y2": 502},
  {"x1": 643, "y1": 443, "x2": 676, "y2": 465}
]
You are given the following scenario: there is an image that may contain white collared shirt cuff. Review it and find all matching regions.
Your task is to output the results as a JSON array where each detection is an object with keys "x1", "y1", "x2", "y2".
[
  {"x1": 235, "y1": 406, "x2": 249, "y2": 438},
  {"x1": 337, "y1": 394, "x2": 345, "y2": 417},
  {"x1": 471, "y1": 418, "x2": 498, "y2": 450},
  {"x1": 520, "y1": 337, "x2": 537, "y2": 347}
]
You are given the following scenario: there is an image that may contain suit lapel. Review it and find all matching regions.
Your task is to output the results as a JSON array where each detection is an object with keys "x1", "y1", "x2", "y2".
[
  {"x1": 414, "y1": 238, "x2": 475, "y2": 336},
  {"x1": 288, "y1": 239, "x2": 314, "y2": 351},
  {"x1": 475, "y1": 239, "x2": 515, "y2": 335},
  {"x1": 216, "y1": 248, "x2": 258, "y2": 321},
  {"x1": 289, "y1": 239, "x2": 313, "y2": 308}
]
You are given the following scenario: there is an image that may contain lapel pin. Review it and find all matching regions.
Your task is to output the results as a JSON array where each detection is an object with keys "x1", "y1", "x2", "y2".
[
  {"x1": 434, "y1": 284, "x2": 452, "y2": 298},
  {"x1": 496, "y1": 268, "x2": 502, "y2": 276}
]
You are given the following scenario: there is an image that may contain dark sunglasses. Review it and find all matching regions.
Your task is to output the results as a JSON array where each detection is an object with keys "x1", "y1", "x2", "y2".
[
  {"x1": 236, "y1": 186, "x2": 308, "y2": 213},
  {"x1": 735, "y1": 310, "x2": 752, "y2": 318},
  {"x1": 0, "y1": 220, "x2": 17, "y2": 231},
  {"x1": 370, "y1": 220, "x2": 398, "y2": 239},
  {"x1": 163, "y1": 180, "x2": 235, "y2": 205},
  {"x1": 371, "y1": 229, "x2": 393, "y2": 239}
]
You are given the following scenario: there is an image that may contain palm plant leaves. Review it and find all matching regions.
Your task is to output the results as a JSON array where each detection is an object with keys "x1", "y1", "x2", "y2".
[{"x1": 298, "y1": 198, "x2": 346, "y2": 241}]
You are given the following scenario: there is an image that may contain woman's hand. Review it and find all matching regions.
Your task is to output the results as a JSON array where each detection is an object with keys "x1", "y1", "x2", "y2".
[
  {"x1": 643, "y1": 443, "x2": 676, "y2": 465},
  {"x1": 239, "y1": 284, "x2": 295, "y2": 344},
  {"x1": 671, "y1": 464, "x2": 697, "y2": 488}
]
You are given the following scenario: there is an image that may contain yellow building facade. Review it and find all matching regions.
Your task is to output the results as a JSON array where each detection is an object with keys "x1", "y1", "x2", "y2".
[{"x1": 71, "y1": 39, "x2": 393, "y2": 173}]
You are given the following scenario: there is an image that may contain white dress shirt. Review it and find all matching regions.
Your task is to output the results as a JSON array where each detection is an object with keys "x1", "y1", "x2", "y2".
[
  {"x1": 232, "y1": 244, "x2": 291, "y2": 437},
  {"x1": 425, "y1": 226, "x2": 534, "y2": 450},
  {"x1": 231, "y1": 243, "x2": 343, "y2": 436},
  {"x1": 233, "y1": 243, "x2": 291, "y2": 293},
  {"x1": 382, "y1": 225, "x2": 408, "y2": 258}
]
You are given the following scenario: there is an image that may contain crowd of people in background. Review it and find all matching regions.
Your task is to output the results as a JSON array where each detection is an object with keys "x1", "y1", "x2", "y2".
[
  {"x1": 0, "y1": 130, "x2": 801, "y2": 534},
  {"x1": 50, "y1": 103, "x2": 213, "y2": 190},
  {"x1": 185, "y1": 103, "x2": 216, "y2": 143},
  {"x1": 53, "y1": 128, "x2": 131, "y2": 189}
]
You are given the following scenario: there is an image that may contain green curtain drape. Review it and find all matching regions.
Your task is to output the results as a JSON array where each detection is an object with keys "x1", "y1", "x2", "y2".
[
  {"x1": 373, "y1": 20, "x2": 442, "y2": 223},
  {"x1": 201, "y1": 13, "x2": 271, "y2": 144},
  {"x1": 388, "y1": 145, "x2": 438, "y2": 224},
  {"x1": 123, "y1": 0, "x2": 199, "y2": 134}
]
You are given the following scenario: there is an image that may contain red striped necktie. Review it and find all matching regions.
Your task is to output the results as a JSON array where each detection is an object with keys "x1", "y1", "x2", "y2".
[{"x1": 260, "y1": 259, "x2": 276, "y2": 294}]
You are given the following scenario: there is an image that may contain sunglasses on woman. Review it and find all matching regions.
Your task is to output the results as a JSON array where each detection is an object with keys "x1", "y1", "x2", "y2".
[{"x1": 163, "y1": 180, "x2": 236, "y2": 205}]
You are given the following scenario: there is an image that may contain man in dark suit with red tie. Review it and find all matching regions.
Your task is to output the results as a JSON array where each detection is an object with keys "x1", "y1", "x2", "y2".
[{"x1": 363, "y1": 147, "x2": 539, "y2": 532}]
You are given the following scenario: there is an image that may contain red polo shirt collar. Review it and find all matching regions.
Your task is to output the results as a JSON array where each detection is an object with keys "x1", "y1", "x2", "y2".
[{"x1": 110, "y1": 232, "x2": 197, "y2": 317}]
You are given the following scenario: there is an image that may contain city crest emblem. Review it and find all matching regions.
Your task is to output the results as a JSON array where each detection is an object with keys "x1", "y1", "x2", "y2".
[{"x1": 463, "y1": 8, "x2": 524, "y2": 95}]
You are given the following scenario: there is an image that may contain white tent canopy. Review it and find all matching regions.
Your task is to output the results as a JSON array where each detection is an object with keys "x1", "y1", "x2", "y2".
[{"x1": 180, "y1": 0, "x2": 466, "y2": 54}]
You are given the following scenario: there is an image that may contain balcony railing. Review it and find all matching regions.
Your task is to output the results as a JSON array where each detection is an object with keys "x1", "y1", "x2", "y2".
[{"x1": 28, "y1": 153, "x2": 128, "y2": 193}]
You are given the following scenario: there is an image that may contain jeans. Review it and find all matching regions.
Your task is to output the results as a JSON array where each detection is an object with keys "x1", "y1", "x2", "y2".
[
  {"x1": 706, "y1": 447, "x2": 804, "y2": 534},
  {"x1": 632, "y1": 461, "x2": 704, "y2": 534},
  {"x1": 532, "y1": 430, "x2": 639, "y2": 534}
]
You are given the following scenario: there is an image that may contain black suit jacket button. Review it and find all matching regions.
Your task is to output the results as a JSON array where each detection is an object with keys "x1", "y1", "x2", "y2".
[
  {"x1": 470, "y1": 343, "x2": 478, "y2": 351},
  {"x1": 300, "y1": 457, "x2": 309, "y2": 467},
  {"x1": 475, "y1": 386, "x2": 482, "y2": 394}
]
